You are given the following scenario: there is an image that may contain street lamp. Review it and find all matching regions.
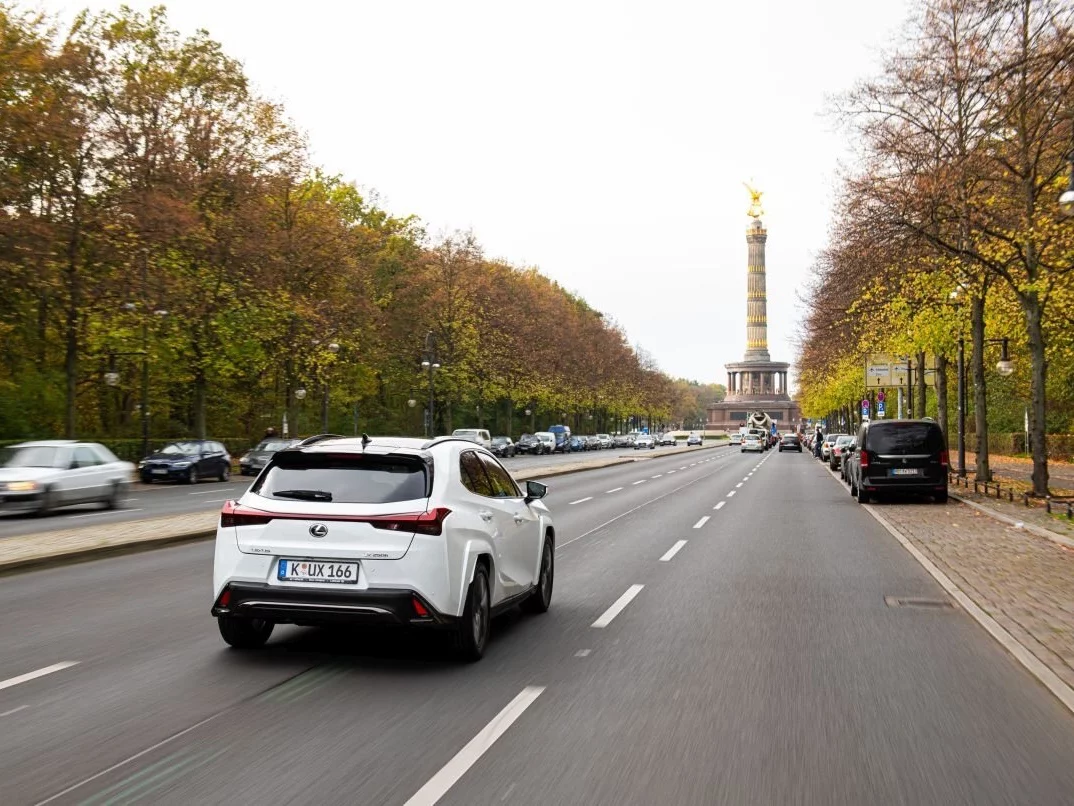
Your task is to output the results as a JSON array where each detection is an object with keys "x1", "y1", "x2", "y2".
[
  {"x1": 993, "y1": 338, "x2": 1014, "y2": 376},
  {"x1": 421, "y1": 331, "x2": 441, "y2": 438},
  {"x1": 104, "y1": 371, "x2": 120, "y2": 387},
  {"x1": 321, "y1": 341, "x2": 342, "y2": 432}
]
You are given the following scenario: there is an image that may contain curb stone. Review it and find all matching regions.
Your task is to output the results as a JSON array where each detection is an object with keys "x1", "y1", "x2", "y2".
[{"x1": 949, "y1": 492, "x2": 1074, "y2": 551}]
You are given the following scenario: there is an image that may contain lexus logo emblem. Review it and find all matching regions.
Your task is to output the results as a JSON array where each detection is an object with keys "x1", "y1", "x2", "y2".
[{"x1": 309, "y1": 523, "x2": 328, "y2": 538}]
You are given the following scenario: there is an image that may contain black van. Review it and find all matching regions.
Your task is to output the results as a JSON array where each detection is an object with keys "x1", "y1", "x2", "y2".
[{"x1": 848, "y1": 419, "x2": 948, "y2": 504}]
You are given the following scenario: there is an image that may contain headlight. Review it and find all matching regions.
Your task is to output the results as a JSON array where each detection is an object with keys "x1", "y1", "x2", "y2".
[
  {"x1": 173, "y1": 461, "x2": 192, "y2": 468},
  {"x1": 138, "y1": 461, "x2": 147, "y2": 468},
  {"x1": 240, "y1": 454, "x2": 250, "y2": 462},
  {"x1": 6, "y1": 481, "x2": 40, "y2": 492}
]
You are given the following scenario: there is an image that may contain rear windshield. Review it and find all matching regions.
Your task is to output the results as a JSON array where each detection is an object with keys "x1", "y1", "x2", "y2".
[
  {"x1": 866, "y1": 423, "x2": 944, "y2": 455},
  {"x1": 252, "y1": 451, "x2": 429, "y2": 504}
]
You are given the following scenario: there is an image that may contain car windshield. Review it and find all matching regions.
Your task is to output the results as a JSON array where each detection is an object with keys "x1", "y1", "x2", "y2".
[
  {"x1": 253, "y1": 452, "x2": 429, "y2": 504},
  {"x1": 835, "y1": 436, "x2": 853, "y2": 446},
  {"x1": 492, "y1": 437, "x2": 508, "y2": 445},
  {"x1": 868, "y1": 423, "x2": 944, "y2": 455},
  {"x1": 0, "y1": 446, "x2": 61, "y2": 468},
  {"x1": 160, "y1": 442, "x2": 201, "y2": 455},
  {"x1": 254, "y1": 440, "x2": 294, "y2": 452}
]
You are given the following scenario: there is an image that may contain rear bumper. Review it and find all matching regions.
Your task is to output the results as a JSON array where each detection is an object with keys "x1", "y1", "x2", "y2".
[
  {"x1": 861, "y1": 475, "x2": 947, "y2": 493},
  {"x1": 212, "y1": 582, "x2": 454, "y2": 628}
]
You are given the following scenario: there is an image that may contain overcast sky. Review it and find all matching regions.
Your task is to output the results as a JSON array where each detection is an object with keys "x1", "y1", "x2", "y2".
[{"x1": 50, "y1": 0, "x2": 913, "y2": 386}]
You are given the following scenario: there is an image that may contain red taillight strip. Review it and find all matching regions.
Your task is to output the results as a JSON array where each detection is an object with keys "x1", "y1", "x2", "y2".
[{"x1": 219, "y1": 500, "x2": 451, "y2": 535}]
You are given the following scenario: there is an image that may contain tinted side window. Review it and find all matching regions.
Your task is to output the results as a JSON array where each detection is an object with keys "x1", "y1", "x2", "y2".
[
  {"x1": 459, "y1": 451, "x2": 495, "y2": 497},
  {"x1": 868, "y1": 423, "x2": 944, "y2": 454},
  {"x1": 478, "y1": 453, "x2": 521, "y2": 498}
]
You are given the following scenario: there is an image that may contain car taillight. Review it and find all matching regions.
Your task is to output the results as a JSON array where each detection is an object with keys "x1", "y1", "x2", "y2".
[
  {"x1": 220, "y1": 500, "x2": 273, "y2": 528},
  {"x1": 859, "y1": 451, "x2": 870, "y2": 469},
  {"x1": 940, "y1": 450, "x2": 949, "y2": 468},
  {"x1": 368, "y1": 507, "x2": 452, "y2": 536}
]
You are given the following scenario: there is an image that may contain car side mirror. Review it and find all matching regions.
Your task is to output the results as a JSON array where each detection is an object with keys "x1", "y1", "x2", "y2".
[{"x1": 525, "y1": 480, "x2": 547, "y2": 501}]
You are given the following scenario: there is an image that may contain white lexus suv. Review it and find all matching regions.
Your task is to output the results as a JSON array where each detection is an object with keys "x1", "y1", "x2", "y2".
[{"x1": 211, "y1": 435, "x2": 555, "y2": 660}]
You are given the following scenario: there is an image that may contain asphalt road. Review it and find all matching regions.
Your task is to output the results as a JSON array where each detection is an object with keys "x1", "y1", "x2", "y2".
[
  {"x1": 2, "y1": 446, "x2": 1073, "y2": 804},
  {"x1": 0, "y1": 443, "x2": 698, "y2": 539}
]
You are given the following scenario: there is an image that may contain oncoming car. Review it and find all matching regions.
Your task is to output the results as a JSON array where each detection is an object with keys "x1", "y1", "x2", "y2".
[
  {"x1": 211, "y1": 435, "x2": 556, "y2": 661},
  {"x1": 686, "y1": 432, "x2": 703, "y2": 447}
]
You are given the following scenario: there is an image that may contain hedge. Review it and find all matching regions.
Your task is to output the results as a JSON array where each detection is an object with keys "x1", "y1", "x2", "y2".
[{"x1": 949, "y1": 432, "x2": 1074, "y2": 463}]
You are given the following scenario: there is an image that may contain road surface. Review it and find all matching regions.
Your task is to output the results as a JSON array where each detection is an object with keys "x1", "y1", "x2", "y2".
[{"x1": 1, "y1": 447, "x2": 1072, "y2": 804}]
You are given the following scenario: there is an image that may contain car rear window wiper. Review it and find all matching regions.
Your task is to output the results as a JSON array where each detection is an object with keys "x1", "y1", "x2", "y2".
[{"x1": 271, "y1": 489, "x2": 333, "y2": 501}]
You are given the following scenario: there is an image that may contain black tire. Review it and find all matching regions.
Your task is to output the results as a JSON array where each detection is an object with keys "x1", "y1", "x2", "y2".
[
  {"x1": 779, "y1": 447, "x2": 783, "y2": 452},
  {"x1": 856, "y1": 484, "x2": 870, "y2": 504},
  {"x1": 522, "y1": 536, "x2": 554, "y2": 615},
  {"x1": 219, "y1": 464, "x2": 230, "y2": 482},
  {"x1": 935, "y1": 491, "x2": 949, "y2": 504},
  {"x1": 140, "y1": 474, "x2": 152, "y2": 484},
  {"x1": 217, "y1": 615, "x2": 273, "y2": 649},
  {"x1": 454, "y1": 565, "x2": 490, "y2": 662},
  {"x1": 36, "y1": 486, "x2": 56, "y2": 517},
  {"x1": 186, "y1": 466, "x2": 198, "y2": 484},
  {"x1": 103, "y1": 482, "x2": 122, "y2": 510}
]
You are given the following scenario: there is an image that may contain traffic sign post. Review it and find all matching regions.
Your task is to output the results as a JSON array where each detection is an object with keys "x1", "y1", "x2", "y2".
[
  {"x1": 861, "y1": 398, "x2": 871, "y2": 419},
  {"x1": 877, "y1": 400, "x2": 886, "y2": 418}
]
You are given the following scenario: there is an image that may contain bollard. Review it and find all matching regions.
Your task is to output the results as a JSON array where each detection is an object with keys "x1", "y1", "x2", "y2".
[
  {"x1": 1068, "y1": 502, "x2": 1072, "y2": 519},
  {"x1": 1024, "y1": 492, "x2": 1030, "y2": 507},
  {"x1": 1008, "y1": 489, "x2": 1013, "y2": 502},
  {"x1": 1046, "y1": 497, "x2": 1051, "y2": 514}
]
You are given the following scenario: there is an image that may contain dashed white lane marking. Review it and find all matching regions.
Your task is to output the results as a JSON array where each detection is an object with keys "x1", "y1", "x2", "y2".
[
  {"x1": 569, "y1": 497, "x2": 593, "y2": 505},
  {"x1": 714, "y1": 501, "x2": 726, "y2": 510},
  {"x1": 68, "y1": 509, "x2": 145, "y2": 520},
  {"x1": 692, "y1": 516, "x2": 710, "y2": 529},
  {"x1": 735, "y1": 482, "x2": 744, "y2": 488},
  {"x1": 403, "y1": 686, "x2": 546, "y2": 806},
  {"x1": 651, "y1": 474, "x2": 663, "y2": 478},
  {"x1": 743, "y1": 477, "x2": 750, "y2": 481},
  {"x1": 0, "y1": 661, "x2": 79, "y2": 692},
  {"x1": 659, "y1": 540, "x2": 688, "y2": 562},
  {"x1": 188, "y1": 490, "x2": 224, "y2": 496},
  {"x1": 632, "y1": 480, "x2": 647, "y2": 486},
  {"x1": 606, "y1": 487, "x2": 623, "y2": 494},
  {"x1": 575, "y1": 649, "x2": 591, "y2": 657},
  {"x1": 727, "y1": 490, "x2": 736, "y2": 497},
  {"x1": 680, "y1": 466, "x2": 688, "y2": 470},
  {"x1": 592, "y1": 584, "x2": 645, "y2": 628},
  {"x1": 202, "y1": 498, "x2": 229, "y2": 503},
  {"x1": 0, "y1": 705, "x2": 29, "y2": 717},
  {"x1": 667, "y1": 470, "x2": 676, "y2": 474}
]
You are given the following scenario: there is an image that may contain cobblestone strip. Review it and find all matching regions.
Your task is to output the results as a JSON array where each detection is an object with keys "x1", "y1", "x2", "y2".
[{"x1": 876, "y1": 500, "x2": 1074, "y2": 693}]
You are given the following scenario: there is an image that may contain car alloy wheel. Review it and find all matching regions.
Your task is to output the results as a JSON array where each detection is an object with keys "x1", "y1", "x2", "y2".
[
  {"x1": 220, "y1": 464, "x2": 230, "y2": 482},
  {"x1": 187, "y1": 466, "x2": 199, "y2": 484},
  {"x1": 522, "y1": 537, "x2": 554, "y2": 614},
  {"x1": 455, "y1": 565, "x2": 490, "y2": 661}
]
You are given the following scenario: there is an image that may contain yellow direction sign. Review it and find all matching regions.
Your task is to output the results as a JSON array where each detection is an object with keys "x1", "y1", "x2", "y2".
[{"x1": 865, "y1": 353, "x2": 938, "y2": 388}]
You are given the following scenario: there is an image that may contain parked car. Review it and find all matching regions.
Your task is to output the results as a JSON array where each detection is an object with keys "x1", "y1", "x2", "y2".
[
  {"x1": 829, "y1": 435, "x2": 855, "y2": 471},
  {"x1": 839, "y1": 437, "x2": 857, "y2": 480},
  {"x1": 846, "y1": 419, "x2": 948, "y2": 504},
  {"x1": 451, "y1": 429, "x2": 492, "y2": 449},
  {"x1": 515, "y1": 433, "x2": 540, "y2": 455},
  {"x1": 139, "y1": 440, "x2": 231, "y2": 484},
  {"x1": 567, "y1": 435, "x2": 587, "y2": 452},
  {"x1": 585, "y1": 435, "x2": 603, "y2": 450},
  {"x1": 613, "y1": 434, "x2": 635, "y2": 448},
  {"x1": 821, "y1": 434, "x2": 847, "y2": 462},
  {"x1": 240, "y1": 438, "x2": 301, "y2": 476},
  {"x1": 633, "y1": 434, "x2": 656, "y2": 450},
  {"x1": 741, "y1": 433, "x2": 764, "y2": 453},
  {"x1": 658, "y1": 433, "x2": 677, "y2": 446},
  {"x1": 490, "y1": 436, "x2": 516, "y2": 458},
  {"x1": 0, "y1": 440, "x2": 134, "y2": 514},
  {"x1": 534, "y1": 432, "x2": 556, "y2": 455},
  {"x1": 548, "y1": 424, "x2": 571, "y2": 454},
  {"x1": 687, "y1": 432, "x2": 703, "y2": 447},
  {"x1": 211, "y1": 436, "x2": 555, "y2": 660},
  {"x1": 596, "y1": 434, "x2": 613, "y2": 449},
  {"x1": 778, "y1": 433, "x2": 802, "y2": 453}
]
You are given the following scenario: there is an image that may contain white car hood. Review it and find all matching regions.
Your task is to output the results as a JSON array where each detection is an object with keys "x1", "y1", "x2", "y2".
[{"x1": 0, "y1": 466, "x2": 60, "y2": 483}]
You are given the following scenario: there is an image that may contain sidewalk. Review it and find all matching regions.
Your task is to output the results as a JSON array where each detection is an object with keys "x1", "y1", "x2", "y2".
[
  {"x1": 873, "y1": 498, "x2": 1074, "y2": 695},
  {"x1": 0, "y1": 445, "x2": 717, "y2": 573}
]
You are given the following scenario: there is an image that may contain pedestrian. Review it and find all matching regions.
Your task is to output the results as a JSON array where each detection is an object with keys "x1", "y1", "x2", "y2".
[{"x1": 814, "y1": 426, "x2": 824, "y2": 459}]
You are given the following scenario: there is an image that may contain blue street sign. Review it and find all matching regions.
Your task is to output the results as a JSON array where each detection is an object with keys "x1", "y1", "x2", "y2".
[{"x1": 877, "y1": 400, "x2": 886, "y2": 417}]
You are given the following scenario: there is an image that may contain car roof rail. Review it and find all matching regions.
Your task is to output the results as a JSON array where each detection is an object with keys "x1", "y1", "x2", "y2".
[
  {"x1": 296, "y1": 433, "x2": 347, "y2": 447},
  {"x1": 421, "y1": 436, "x2": 476, "y2": 450}
]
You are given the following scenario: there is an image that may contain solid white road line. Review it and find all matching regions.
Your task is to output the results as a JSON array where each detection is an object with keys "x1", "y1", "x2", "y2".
[
  {"x1": 605, "y1": 487, "x2": 623, "y2": 494},
  {"x1": 660, "y1": 540, "x2": 688, "y2": 562},
  {"x1": 714, "y1": 501, "x2": 726, "y2": 510},
  {"x1": 404, "y1": 686, "x2": 546, "y2": 806},
  {"x1": 188, "y1": 490, "x2": 224, "y2": 496},
  {"x1": 592, "y1": 584, "x2": 645, "y2": 628},
  {"x1": 727, "y1": 490, "x2": 736, "y2": 497},
  {"x1": 569, "y1": 497, "x2": 593, "y2": 505},
  {"x1": 632, "y1": 480, "x2": 647, "y2": 485},
  {"x1": 0, "y1": 662, "x2": 79, "y2": 692},
  {"x1": 692, "y1": 516, "x2": 710, "y2": 529},
  {"x1": 0, "y1": 705, "x2": 29, "y2": 717}
]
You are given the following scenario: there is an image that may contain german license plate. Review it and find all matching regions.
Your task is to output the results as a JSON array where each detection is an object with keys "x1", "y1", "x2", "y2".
[
  {"x1": 152, "y1": 469, "x2": 168, "y2": 475},
  {"x1": 277, "y1": 559, "x2": 358, "y2": 584},
  {"x1": 890, "y1": 468, "x2": 921, "y2": 476}
]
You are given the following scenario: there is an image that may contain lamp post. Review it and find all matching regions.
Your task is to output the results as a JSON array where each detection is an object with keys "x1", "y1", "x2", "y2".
[
  {"x1": 421, "y1": 331, "x2": 441, "y2": 438},
  {"x1": 295, "y1": 386, "x2": 307, "y2": 436},
  {"x1": 525, "y1": 407, "x2": 533, "y2": 434},
  {"x1": 321, "y1": 341, "x2": 340, "y2": 432}
]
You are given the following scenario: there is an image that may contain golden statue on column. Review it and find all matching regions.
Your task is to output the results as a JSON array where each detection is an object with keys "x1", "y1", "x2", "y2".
[{"x1": 743, "y1": 181, "x2": 764, "y2": 219}]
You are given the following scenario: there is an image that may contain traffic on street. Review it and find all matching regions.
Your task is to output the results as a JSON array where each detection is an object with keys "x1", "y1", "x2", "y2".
[{"x1": 2, "y1": 446, "x2": 1073, "y2": 804}]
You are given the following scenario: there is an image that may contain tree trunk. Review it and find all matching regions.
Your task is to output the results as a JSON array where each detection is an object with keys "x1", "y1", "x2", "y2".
[
  {"x1": 63, "y1": 236, "x2": 81, "y2": 439},
  {"x1": 971, "y1": 294, "x2": 990, "y2": 482},
  {"x1": 194, "y1": 367, "x2": 208, "y2": 439},
  {"x1": 1020, "y1": 290, "x2": 1049, "y2": 496},
  {"x1": 915, "y1": 351, "x2": 927, "y2": 416},
  {"x1": 935, "y1": 354, "x2": 949, "y2": 448}
]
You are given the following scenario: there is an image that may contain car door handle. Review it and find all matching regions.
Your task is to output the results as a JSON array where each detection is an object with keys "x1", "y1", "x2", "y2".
[
  {"x1": 478, "y1": 510, "x2": 494, "y2": 522},
  {"x1": 513, "y1": 514, "x2": 526, "y2": 524}
]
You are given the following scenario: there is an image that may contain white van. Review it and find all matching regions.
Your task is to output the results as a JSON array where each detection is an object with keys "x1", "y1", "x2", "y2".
[
  {"x1": 534, "y1": 432, "x2": 556, "y2": 455},
  {"x1": 451, "y1": 429, "x2": 492, "y2": 449}
]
